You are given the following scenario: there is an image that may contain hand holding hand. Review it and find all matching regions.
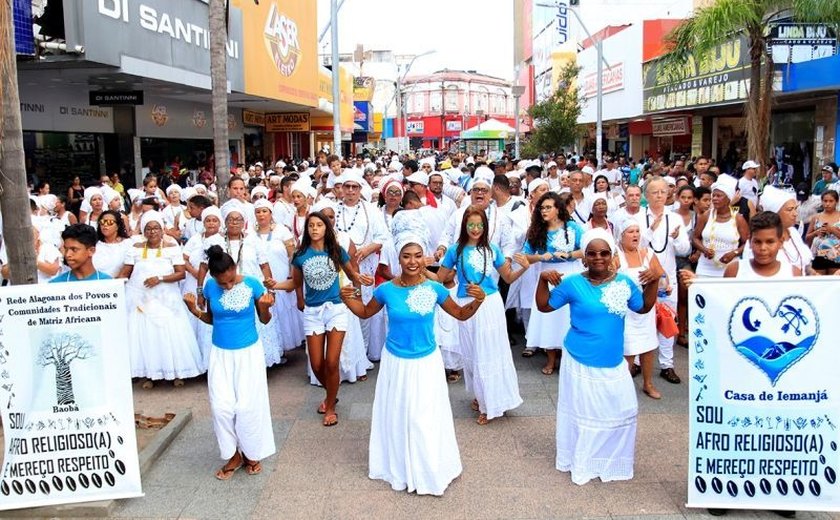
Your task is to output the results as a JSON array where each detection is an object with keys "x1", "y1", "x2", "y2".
[
  {"x1": 465, "y1": 283, "x2": 485, "y2": 302},
  {"x1": 183, "y1": 293, "x2": 197, "y2": 312},
  {"x1": 513, "y1": 253, "x2": 530, "y2": 269},
  {"x1": 703, "y1": 247, "x2": 715, "y2": 259},
  {"x1": 358, "y1": 274, "x2": 375, "y2": 286},
  {"x1": 539, "y1": 270, "x2": 563, "y2": 286},
  {"x1": 678, "y1": 269, "x2": 696, "y2": 287},
  {"x1": 637, "y1": 268, "x2": 659, "y2": 286}
]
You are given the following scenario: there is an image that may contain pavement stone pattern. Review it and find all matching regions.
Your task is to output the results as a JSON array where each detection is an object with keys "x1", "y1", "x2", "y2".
[{"x1": 110, "y1": 340, "x2": 840, "y2": 520}]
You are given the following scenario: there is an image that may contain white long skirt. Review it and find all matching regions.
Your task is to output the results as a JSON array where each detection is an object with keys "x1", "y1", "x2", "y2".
[
  {"x1": 273, "y1": 291, "x2": 305, "y2": 353},
  {"x1": 623, "y1": 307, "x2": 658, "y2": 356},
  {"x1": 208, "y1": 341, "x2": 276, "y2": 461},
  {"x1": 556, "y1": 351, "x2": 638, "y2": 485},
  {"x1": 369, "y1": 348, "x2": 462, "y2": 496},
  {"x1": 307, "y1": 312, "x2": 372, "y2": 385},
  {"x1": 436, "y1": 285, "x2": 462, "y2": 371},
  {"x1": 525, "y1": 261, "x2": 581, "y2": 349},
  {"x1": 455, "y1": 292, "x2": 522, "y2": 419},
  {"x1": 127, "y1": 261, "x2": 203, "y2": 380}
]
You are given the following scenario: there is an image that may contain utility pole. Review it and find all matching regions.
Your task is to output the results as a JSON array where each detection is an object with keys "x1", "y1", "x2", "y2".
[
  {"x1": 209, "y1": 0, "x2": 230, "y2": 203},
  {"x1": 330, "y1": 0, "x2": 342, "y2": 158}
]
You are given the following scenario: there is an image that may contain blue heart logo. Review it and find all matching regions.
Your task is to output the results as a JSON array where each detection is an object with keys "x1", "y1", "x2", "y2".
[{"x1": 728, "y1": 296, "x2": 819, "y2": 386}]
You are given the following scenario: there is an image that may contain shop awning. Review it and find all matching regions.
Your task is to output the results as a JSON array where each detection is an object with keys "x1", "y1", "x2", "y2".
[
  {"x1": 781, "y1": 54, "x2": 840, "y2": 93},
  {"x1": 460, "y1": 118, "x2": 516, "y2": 140}
]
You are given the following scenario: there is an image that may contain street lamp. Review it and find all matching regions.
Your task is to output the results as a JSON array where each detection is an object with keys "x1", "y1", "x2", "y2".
[{"x1": 394, "y1": 50, "x2": 435, "y2": 154}]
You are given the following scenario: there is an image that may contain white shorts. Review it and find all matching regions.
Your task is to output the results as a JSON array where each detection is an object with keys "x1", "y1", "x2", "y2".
[{"x1": 303, "y1": 301, "x2": 349, "y2": 335}]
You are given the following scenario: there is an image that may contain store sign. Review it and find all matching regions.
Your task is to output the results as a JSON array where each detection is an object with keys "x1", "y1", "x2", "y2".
[
  {"x1": 554, "y1": 1, "x2": 570, "y2": 44},
  {"x1": 0, "y1": 281, "x2": 142, "y2": 511},
  {"x1": 243, "y1": 110, "x2": 265, "y2": 127},
  {"x1": 446, "y1": 121, "x2": 462, "y2": 132},
  {"x1": 582, "y1": 62, "x2": 625, "y2": 99},
  {"x1": 353, "y1": 102, "x2": 371, "y2": 132},
  {"x1": 88, "y1": 91, "x2": 144, "y2": 106},
  {"x1": 265, "y1": 112, "x2": 311, "y2": 132},
  {"x1": 768, "y1": 23, "x2": 837, "y2": 64},
  {"x1": 643, "y1": 37, "x2": 751, "y2": 114},
  {"x1": 80, "y1": 0, "x2": 244, "y2": 91},
  {"x1": 407, "y1": 121, "x2": 424, "y2": 134},
  {"x1": 237, "y1": 0, "x2": 317, "y2": 107},
  {"x1": 687, "y1": 279, "x2": 840, "y2": 512},
  {"x1": 653, "y1": 117, "x2": 689, "y2": 137},
  {"x1": 19, "y1": 87, "x2": 114, "y2": 134},
  {"x1": 353, "y1": 76, "x2": 375, "y2": 102}
]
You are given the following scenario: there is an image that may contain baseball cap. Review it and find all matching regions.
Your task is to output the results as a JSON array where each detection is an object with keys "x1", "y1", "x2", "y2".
[
  {"x1": 742, "y1": 160, "x2": 760, "y2": 170},
  {"x1": 822, "y1": 165, "x2": 835, "y2": 175}
]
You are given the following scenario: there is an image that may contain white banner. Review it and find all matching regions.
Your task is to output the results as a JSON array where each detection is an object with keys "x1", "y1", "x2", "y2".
[
  {"x1": 688, "y1": 278, "x2": 840, "y2": 512},
  {"x1": 0, "y1": 280, "x2": 142, "y2": 511}
]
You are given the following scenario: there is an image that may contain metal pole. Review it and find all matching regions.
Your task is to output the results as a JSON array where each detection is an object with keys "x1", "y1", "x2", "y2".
[
  {"x1": 595, "y1": 38, "x2": 603, "y2": 166},
  {"x1": 395, "y1": 73, "x2": 402, "y2": 153},
  {"x1": 319, "y1": 0, "x2": 346, "y2": 42},
  {"x1": 330, "y1": 0, "x2": 341, "y2": 158},
  {"x1": 514, "y1": 94, "x2": 521, "y2": 159}
]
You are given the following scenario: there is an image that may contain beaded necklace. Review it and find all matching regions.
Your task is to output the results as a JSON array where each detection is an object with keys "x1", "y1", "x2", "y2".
[
  {"x1": 141, "y1": 240, "x2": 162, "y2": 259},
  {"x1": 458, "y1": 245, "x2": 489, "y2": 286},
  {"x1": 337, "y1": 201, "x2": 370, "y2": 246},
  {"x1": 706, "y1": 208, "x2": 738, "y2": 267},
  {"x1": 225, "y1": 234, "x2": 245, "y2": 273}
]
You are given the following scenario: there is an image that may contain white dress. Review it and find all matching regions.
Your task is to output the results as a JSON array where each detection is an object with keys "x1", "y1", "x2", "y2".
[
  {"x1": 618, "y1": 248, "x2": 658, "y2": 356},
  {"x1": 182, "y1": 233, "x2": 218, "y2": 369},
  {"x1": 256, "y1": 225, "x2": 305, "y2": 355},
  {"x1": 696, "y1": 210, "x2": 740, "y2": 277},
  {"x1": 93, "y1": 240, "x2": 132, "y2": 278},
  {"x1": 36, "y1": 243, "x2": 62, "y2": 284},
  {"x1": 126, "y1": 243, "x2": 203, "y2": 380}
]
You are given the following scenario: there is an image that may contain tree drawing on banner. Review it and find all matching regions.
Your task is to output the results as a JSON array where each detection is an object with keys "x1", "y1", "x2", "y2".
[{"x1": 36, "y1": 333, "x2": 94, "y2": 406}]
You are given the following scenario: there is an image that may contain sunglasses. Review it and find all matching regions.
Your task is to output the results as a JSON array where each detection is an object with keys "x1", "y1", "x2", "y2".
[
  {"x1": 466, "y1": 223, "x2": 484, "y2": 231},
  {"x1": 99, "y1": 219, "x2": 117, "y2": 226}
]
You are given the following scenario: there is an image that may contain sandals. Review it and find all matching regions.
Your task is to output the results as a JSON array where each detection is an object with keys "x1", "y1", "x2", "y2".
[
  {"x1": 141, "y1": 379, "x2": 154, "y2": 390},
  {"x1": 215, "y1": 456, "x2": 243, "y2": 481},
  {"x1": 643, "y1": 386, "x2": 662, "y2": 400},
  {"x1": 522, "y1": 348, "x2": 536, "y2": 358},
  {"x1": 317, "y1": 398, "x2": 338, "y2": 414},
  {"x1": 243, "y1": 459, "x2": 262, "y2": 476},
  {"x1": 541, "y1": 366, "x2": 554, "y2": 376},
  {"x1": 446, "y1": 371, "x2": 461, "y2": 383},
  {"x1": 173, "y1": 379, "x2": 184, "y2": 388},
  {"x1": 323, "y1": 412, "x2": 338, "y2": 427},
  {"x1": 358, "y1": 375, "x2": 368, "y2": 382},
  {"x1": 476, "y1": 413, "x2": 489, "y2": 426},
  {"x1": 470, "y1": 399, "x2": 480, "y2": 412}
]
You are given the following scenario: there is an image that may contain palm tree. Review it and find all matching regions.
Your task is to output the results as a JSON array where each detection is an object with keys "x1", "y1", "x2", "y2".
[
  {"x1": 661, "y1": 0, "x2": 840, "y2": 175},
  {"x1": 0, "y1": 0, "x2": 36, "y2": 284},
  {"x1": 209, "y1": 0, "x2": 231, "y2": 204}
]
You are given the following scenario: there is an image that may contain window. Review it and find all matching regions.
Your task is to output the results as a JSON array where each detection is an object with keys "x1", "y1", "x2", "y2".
[
  {"x1": 444, "y1": 85, "x2": 459, "y2": 112},
  {"x1": 430, "y1": 91, "x2": 442, "y2": 113},
  {"x1": 474, "y1": 86, "x2": 489, "y2": 113},
  {"x1": 408, "y1": 92, "x2": 425, "y2": 114}
]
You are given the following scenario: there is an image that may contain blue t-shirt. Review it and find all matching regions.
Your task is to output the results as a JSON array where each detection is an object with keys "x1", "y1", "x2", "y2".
[
  {"x1": 547, "y1": 272, "x2": 644, "y2": 368},
  {"x1": 373, "y1": 280, "x2": 450, "y2": 359},
  {"x1": 441, "y1": 243, "x2": 505, "y2": 298},
  {"x1": 49, "y1": 271, "x2": 112, "y2": 283},
  {"x1": 204, "y1": 275, "x2": 266, "y2": 350},
  {"x1": 291, "y1": 246, "x2": 351, "y2": 307},
  {"x1": 523, "y1": 221, "x2": 583, "y2": 262}
]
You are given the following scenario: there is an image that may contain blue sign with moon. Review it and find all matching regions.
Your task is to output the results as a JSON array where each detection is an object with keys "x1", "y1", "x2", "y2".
[{"x1": 728, "y1": 297, "x2": 819, "y2": 386}]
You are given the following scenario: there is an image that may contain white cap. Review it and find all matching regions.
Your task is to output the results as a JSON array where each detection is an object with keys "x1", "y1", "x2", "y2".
[
  {"x1": 406, "y1": 171, "x2": 429, "y2": 186},
  {"x1": 742, "y1": 160, "x2": 760, "y2": 170},
  {"x1": 581, "y1": 166, "x2": 595, "y2": 176},
  {"x1": 255, "y1": 162, "x2": 264, "y2": 167},
  {"x1": 547, "y1": 161, "x2": 557, "y2": 168}
]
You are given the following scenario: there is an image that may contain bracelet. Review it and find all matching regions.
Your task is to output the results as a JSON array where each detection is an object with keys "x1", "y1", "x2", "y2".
[{"x1": 196, "y1": 287, "x2": 203, "y2": 296}]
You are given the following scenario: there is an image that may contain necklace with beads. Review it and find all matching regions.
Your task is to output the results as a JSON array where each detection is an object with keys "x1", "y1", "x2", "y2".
[
  {"x1": 225, "y1": 234, "x2": 245, "y2": 273},
  {"x1": 337, "y1": 201, "x2": 370, "y2": 245},
  {"x1": 142, "y1": 240, "x2": 162, "y2": 259}
]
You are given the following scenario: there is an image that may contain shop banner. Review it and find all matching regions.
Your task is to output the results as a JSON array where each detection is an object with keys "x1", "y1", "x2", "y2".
[
  {"x1": 407, "y1": 121, "x2": 425, "y2": 134},
  {"x1": 265, "y1": 112, "x2": 310, "y2": 133},
  {"x1": 688, "y1": 278, "x2": 840, "y2": 512},
  {"x1": 243, "y1": 110, "x2": 265, "y2": 127},
  {"x1": 353, "y1": 77, "x2": 376, "y2": 102},
  {"x1": 582, "y1": 62, "x2": 625, "y2": 99},
  {"x1": 653, "y1": 117, "x2": 689, "y2": 137},
  {"x1": 0, "y1": 280, "x2": 142, "y2": 511},
  {"x1": 768, "y1": 22, "x2": 837, "y2": 64}
]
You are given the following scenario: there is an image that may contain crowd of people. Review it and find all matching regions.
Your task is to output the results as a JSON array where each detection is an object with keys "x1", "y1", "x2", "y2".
[{"x1": 13, "y1": 148, "x2": 840, "y2": 500}]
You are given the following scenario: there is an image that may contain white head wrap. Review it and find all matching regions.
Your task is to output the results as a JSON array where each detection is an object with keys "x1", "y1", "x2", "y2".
[
  {"x1": 128, "y1": 188, "x2": 144, "y2": 204},
  {"x1": 101, "y1": 186, "x2": 121, "y2": 205},
  {"x1": 251, "y1": 185, "x2": 270, "y2": 200},
  {"x1": 290, "y1": 179, "x2": 312, "y2": 196},
  {"x1": 253, "y1": 198, "x2": 273, "y2": 212},
  {"x1": 341, "y1": 170, "x2": 365, "y2": 187},
  {"x1": 140, "y1": 210, "x2": 165, "y2": 232},
  {"x1": 220, "y1": 200, "x2": 246, "y2": 222},
  {"x1": 617, "y1": 216, "x2": 640, "y2": 237},
  {"x1": 581, "y1": 227, "x2": 617, "y2": 254},
  {"x1": 165, "y1": 184, "x2": 181, "y2": 196},
  {"x1": 311, "y1": 198, "x2": 338, "y2": 215},
  {"x1": 711, "y1": 174, "x2": 738, "y2": 201},
  {"x1": 183, "y1": 187, "x2": 197, "y2": 202},
  {"x1": 528, "y1": 178, "x2": 549, "y2": 195},
  {"x1": 201, "y1": 206, "x2": 222, "y2": 223},
  {"x1": 38, "y1": 194, "x2": 58, "y2": 212},
  {"x1": 760, "y1": 185, "x2": 796, "y2": 214}
]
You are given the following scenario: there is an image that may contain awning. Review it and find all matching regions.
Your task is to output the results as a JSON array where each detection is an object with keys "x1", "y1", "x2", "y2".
[{"x1": 460, "y1": 118, "x2": 516, "y2": 140}]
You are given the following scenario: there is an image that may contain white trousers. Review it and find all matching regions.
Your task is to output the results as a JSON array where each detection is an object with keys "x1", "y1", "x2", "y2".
[{"x1": 208, "y1": 342, "x2": 276, "y2": 461}]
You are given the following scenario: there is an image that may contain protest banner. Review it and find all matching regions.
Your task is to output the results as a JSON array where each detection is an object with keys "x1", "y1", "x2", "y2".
[
  {"x1": 0, "y1": 280, "x2": 142, "y2": 510},
  {"x1": 688, "y1": 278, "x2": 840, "y2": 512}
]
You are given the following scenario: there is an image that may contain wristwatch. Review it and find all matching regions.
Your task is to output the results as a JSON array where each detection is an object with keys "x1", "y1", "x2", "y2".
[{"x1": 157, "y1": 276, "x2": 163, "y2": 283}]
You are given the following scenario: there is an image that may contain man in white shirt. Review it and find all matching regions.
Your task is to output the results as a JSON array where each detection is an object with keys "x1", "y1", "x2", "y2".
[
  {"x1": 545, "y1": 161, "x2": 561, "y2": 191},
  {"x1": 568, "y1": 170, "x2": 591, "y2": 226},
  {"x1": 610, "y1": 184, "x2": 642, "y2": 225},
  {"x1": 635, "y1": 177, "x2": 690, "y2": 385},
  {"x1": 738, "y1": 160, "x2": 761, "y2": 206}
]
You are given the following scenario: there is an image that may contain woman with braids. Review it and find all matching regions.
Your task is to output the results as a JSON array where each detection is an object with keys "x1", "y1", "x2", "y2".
[
  {"x1": 184, "y1": 245, "x2": 276, "y2": 481},
  {"x1": 522, "y1": 192, "x2": 584, "y2": 375},
  {"x1": 434, "y1": 206, "x2": 530, "y2": 425},
  {"x1": 340, "y1": 231, "x2": 485, "y2": 496},
  {"x1": 291, "y1": 211, "x2": 373, "y2": 427},
  {"x1": 93, "y1": 210, "x2": 133, "y2": 278}
]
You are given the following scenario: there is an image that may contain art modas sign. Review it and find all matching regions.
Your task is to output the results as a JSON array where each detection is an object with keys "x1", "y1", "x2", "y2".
[{"x1": 265, "y1": 113, "x2": 310, "y2": 132}]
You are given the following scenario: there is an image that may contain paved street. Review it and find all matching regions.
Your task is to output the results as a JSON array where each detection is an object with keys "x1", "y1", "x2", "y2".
[{"x1": 113, "y1": 342, "x2": 839, "y2": 520}]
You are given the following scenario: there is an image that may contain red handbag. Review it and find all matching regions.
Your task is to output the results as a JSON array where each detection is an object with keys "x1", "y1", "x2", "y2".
[{"x1": 655, "y1": 302, "x2": 679, "y2": 338}]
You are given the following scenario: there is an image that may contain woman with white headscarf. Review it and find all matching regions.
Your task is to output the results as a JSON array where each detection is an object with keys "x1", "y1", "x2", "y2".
[
  {"x1": 161, "y1": 184, "x2": 186, "y2": 241},
  {"x1": 183, "y1": 206, "x2": 224, "y2": 368},
  {"x1": 536, "y1": 228, "x2": 661, "y2": 485},
  {"x1": 79, "y1": 187, "x2": 104, "y2": 230},
  {"x1": 692, "y1": 174, "x2": 749, "y2": 278},
  {"x1": 753, "y1": 185, "x2": 814, "y2": 275},
  {"x1": 285, "y1": 179, "x2": 314, "y2": 244},
  {"x1": 118, "y1": 210, "x2": 203, "y2": 388},
  {"x1": 614, "y1": 217, "x2": 666, "y2": 399},
  {"x1": 254, "y1": 197, "x2": 305, "y2": 364},
  {"x1": 198, "y1": 200, "x2": 286, "y2": 368}
]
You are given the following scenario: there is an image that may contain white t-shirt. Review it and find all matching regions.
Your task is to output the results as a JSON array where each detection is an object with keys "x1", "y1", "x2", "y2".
[{"x1": 738, "y1": 177, "x2": 759, "y2": 205}]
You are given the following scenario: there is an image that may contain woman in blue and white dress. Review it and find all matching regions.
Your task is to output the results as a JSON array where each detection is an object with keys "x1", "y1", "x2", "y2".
[
  {"x1": 535, "y1": 228, "x2": 661, "y2": 485},
  {"x1": 435, "y1": 205, "x2": 530, "y2": 425},
  {"x1": 522, "y1": 192, "x2": 583, "y2": 376},
  {"x1": 340, "y1": 232, "x2": 486, "y2": 496}
]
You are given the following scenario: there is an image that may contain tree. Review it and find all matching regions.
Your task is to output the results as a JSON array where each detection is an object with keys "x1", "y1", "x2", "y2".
[
  {"x1": 209, "y1": 0, "x2": 231, "y2": 204},
  {"x1": 661, "y1": 0, "x2": 840, "y2": 175},
  {"x1": 522, "y1": 62, "x2": 585, "y2": 158},
  {"x1": 0, "y1": 0, "x2": 36, "y2": 284},
  {"x1": 37, "y1": 333, "x2": 94, "y2": 406}
]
